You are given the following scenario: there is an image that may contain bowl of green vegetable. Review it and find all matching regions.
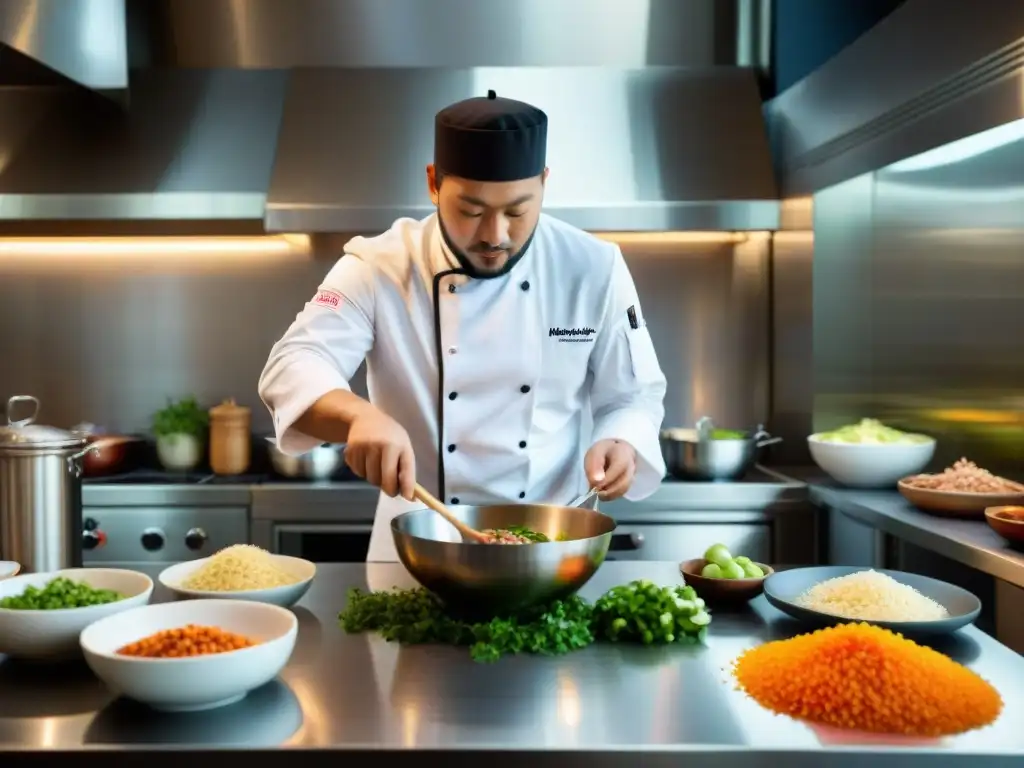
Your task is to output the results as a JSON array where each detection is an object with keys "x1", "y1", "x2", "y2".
[
  {"x1": 809, "y1": 418, "x2": 935, "y2": 489},
  {"x1": 0, "y1": 568, "x2": 153, "y2": 660},
  {"x1": 680, "y1": 543, "x2": 773, "y2": 604}
]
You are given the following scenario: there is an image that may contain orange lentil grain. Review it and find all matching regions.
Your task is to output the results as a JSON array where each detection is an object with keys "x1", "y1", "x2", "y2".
[
  {"x1": 732, "y1": 622, "x2": 1003, "y2": 736},
  {"x1": 116, "y1": 624, "x2": 258, "y2": 658}
]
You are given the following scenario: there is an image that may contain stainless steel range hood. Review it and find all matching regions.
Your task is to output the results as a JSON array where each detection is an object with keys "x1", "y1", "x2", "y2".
[
  {"x1": 265, "y1": 67, "x2": 780, "y2": 233},
  {"x1": 0, "y1": 0, "x2": 127, "y2": 95},
  {"x1": 0, "y1": 69, "x2": 287, "y2": 225},
  {"x1": 0, "y1": 0, "x2": 779, "y2": 232}
]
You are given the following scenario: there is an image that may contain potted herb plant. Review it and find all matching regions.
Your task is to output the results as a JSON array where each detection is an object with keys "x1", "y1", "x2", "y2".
[{"x1": 152, "y1": 396, "x2": 209, "y2": 471}]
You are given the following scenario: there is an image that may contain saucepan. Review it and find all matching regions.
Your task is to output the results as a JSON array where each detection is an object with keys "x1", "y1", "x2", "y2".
[
  {"x1": 391, "y1": 489, "x2": 615, "y2": 617},
  {"x1": 71, "y1": 424, "x2": 143, "y2": 477},
  {"x1": 265, "y1": 437, "x2": 346, "y2": 480},
  {"x1": 661, "y1": 416, "x2": 783, "y2": 481}
]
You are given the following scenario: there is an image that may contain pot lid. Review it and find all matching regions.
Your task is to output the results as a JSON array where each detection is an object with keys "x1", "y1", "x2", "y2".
[{"x1": 0, "y1": 395, "x2": 86, "y2": 449}]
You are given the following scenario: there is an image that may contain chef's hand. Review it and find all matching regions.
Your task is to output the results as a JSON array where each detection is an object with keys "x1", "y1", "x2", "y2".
[
  {"x1": 584, "y1": 439, "x2": 637, "y2": 501},
  {"x1": 344, "y1": 405, "x2": 416, "y2": 501}
]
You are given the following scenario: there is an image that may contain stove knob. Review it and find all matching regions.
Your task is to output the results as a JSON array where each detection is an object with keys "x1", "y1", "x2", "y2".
[
  {"x1": 82, "y1": 530, "x2": 102, "y2": 550},
  {"x1": 141, "y1": 528, "x2": 165, "y2": 552},
  {"x1": 83, "y1": 517, "x2": 99, "y2": 531},
  {"x1": 185, "y1": 527, "x2": 207, "y2": 551}
]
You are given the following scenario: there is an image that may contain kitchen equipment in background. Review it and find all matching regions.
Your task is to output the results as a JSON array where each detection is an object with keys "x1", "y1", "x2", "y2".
[
  {"x1": 266, "y1": 437, "x2": 345, "y2": 480},
  {"x1": 71, "y1": 424, "x2": 144, "y2": 477},
  {"x1": 0, "y1": 395, "x2": 100, "y2": 573},
  {"x1": 661, "y1": 416, "x2": 783, "y2": 481},
  {"x1": 390, "y1": 503, "x2": 616, "y2": 615},
  {"x1": 82, "y1": 471, "x2": 251, "y2": 579},
  {"x1": 209, "y1": 399, "x2": 252, "y2": 476}
]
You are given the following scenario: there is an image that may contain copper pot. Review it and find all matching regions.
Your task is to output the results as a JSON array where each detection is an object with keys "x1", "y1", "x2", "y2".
[{"x1": 71, "y1": 425, "x2": 142, "y2": 477}]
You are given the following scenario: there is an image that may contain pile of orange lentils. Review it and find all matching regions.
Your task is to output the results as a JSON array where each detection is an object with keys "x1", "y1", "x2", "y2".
[
  {"x1": 116, "y1": 624, "x2": 258, "y2": 658},
  {"x1": 732, "y1": 622, "x2": 1003, "y2": 736}
]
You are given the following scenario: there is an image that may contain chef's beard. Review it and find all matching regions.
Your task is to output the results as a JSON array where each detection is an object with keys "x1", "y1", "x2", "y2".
[{"x1": 437, "y1": 215, "x2": 537, "y2": 280}]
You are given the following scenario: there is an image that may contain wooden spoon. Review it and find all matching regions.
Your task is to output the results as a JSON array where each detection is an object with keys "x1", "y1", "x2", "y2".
[{"x1": 413, "y1": 483, "x2": 493, "y2": 544}]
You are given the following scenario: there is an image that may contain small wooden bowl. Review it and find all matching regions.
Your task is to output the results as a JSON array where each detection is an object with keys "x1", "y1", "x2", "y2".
[
  {"x1": 898, "y1": 479, "x2": 1024, "y2": 518},
  {"x1": 985, "y1": 506, "x2": 1024, "y2": 546},
  {"x1": 679, "y1": 558, "x2": 774, "y2": 604}
]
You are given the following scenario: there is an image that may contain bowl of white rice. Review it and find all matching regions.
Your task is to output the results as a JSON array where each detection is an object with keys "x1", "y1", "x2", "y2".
[
  {"x1": 762, "y1": 566, "x2": 981, "y2": 636},
  {"x1": 158, "y1": 545, "x2": 315, "y2": 608}
]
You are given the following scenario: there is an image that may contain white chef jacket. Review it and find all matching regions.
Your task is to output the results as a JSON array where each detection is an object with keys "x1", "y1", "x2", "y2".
[{"x1": 259, "y1": 213, "x2": 667, "y2": 562}]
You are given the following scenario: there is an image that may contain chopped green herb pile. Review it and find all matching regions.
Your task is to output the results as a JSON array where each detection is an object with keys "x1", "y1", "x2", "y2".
[
  {"x1": 0, "y1": 577, "x2": 125, "y2": 610},
  {"x1": 338, "y1": 579, "x2": 711, "y2": 662}
]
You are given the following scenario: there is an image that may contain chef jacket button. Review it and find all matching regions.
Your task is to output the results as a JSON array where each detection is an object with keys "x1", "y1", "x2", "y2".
[
  {"x1": 520, "y1": 280, "x2": 530, "y2": 291},
  {"x1": 448, "y1": 283, "x2": 457, "y2": 293},
  {"x1": 451, "y1": 497, "x2": 460, "y2": 504},
  {"x1": 447, "y1": 444, "x2": 456, "y2": 453},
  {"x1": 518, "y1": 491, "x2": 526, "y2": 499},
  {"x1": 519, "y1": 440, "x2": 527, "y2": 449},
  {"x1": 520, "y1": 385, "x2": 530, "y2": 394},
  {"x1": 448, "y1": 392, "x2": 458, "y2": 400},
  {"x1": 448, "y1": 345, "x2": 458, "y2": 355}
]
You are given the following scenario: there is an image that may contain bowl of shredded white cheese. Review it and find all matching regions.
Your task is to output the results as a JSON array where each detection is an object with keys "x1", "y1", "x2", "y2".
[
  {"x1": 158, "y1": 545, "x2": 315, "y2": 608},
  {"x1": 762, "y1": 566, "x2": 981, "y2": 636}
]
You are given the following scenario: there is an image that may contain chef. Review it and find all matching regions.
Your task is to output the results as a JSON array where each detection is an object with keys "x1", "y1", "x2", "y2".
[{"x1": 259, "y1": 90, "x2": 668, "y2": 562}]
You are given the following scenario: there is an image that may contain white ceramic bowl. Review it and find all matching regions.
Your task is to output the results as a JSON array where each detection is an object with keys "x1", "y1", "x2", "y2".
[
  {"x1": 158, "y1": 555, "x2": 315, "y2": 608},
  {"x1": 80, "y1": 598, "x2": 298, "y2": 712},
  {"x1": 0, "y1": 568, "x2": 153, "y2": 660},
  {"x1": 807, "y1": 434, "x2": 936, "y2": 489}
]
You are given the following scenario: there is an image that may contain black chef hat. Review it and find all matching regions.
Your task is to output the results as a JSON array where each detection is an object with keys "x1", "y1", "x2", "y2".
[{"x1": 434, "y1": 90, "x2": 548, "y2": 182}]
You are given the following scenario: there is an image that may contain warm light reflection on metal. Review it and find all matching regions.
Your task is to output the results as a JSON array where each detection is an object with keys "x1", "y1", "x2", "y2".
[
  {"x1": 598, "y1": 232, "x2": 750, "y2": 245},
  {"x1": 556, "y1": 671, "x2": 581, "y2": 729},
  {"x1": 283, "y1": 677, "x2": 323, "y2": 744},
  {"x1": 0, "y1": 235, "x2": 311, "y2": 259},
  {"x1": 400, "y1": 701, "x2": 420, "y2": 746}
]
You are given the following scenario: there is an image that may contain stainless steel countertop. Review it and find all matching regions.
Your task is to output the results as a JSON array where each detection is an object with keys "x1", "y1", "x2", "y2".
[
  {"x1": 777, "y1": 467, "x2": 1024, "y2": 589},
  {"x1": 1, "y1": 562, "x2": 1022, "y2": 767}
]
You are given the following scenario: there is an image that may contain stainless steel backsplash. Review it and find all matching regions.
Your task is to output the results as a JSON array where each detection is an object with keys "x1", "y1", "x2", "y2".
[
  {"x1": 812, "y1": 129, "x2": 1024, "y2": 472},
  {"x1": 0, "y1": 233, "x2": 770, "y2": 438}
]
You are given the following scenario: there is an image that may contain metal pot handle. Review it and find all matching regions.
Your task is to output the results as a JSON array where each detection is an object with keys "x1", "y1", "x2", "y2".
[
  {"x1": 6, "y1": 395, "x2": 40, "y2": 427},
  {"x1": 695, "y1": 415, "x2": 714, "y2": 442},
  {"x1": 66, "y1": 444, "x2": 102, "y2": 478},
  {"x1": 753, "y1": 424, "x2": 784, "y2": 448}
]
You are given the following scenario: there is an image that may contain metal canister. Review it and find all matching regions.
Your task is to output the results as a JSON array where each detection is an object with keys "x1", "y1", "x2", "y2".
[{"x1": 0, "y1": 395, "x2": 95, "y2": 573}]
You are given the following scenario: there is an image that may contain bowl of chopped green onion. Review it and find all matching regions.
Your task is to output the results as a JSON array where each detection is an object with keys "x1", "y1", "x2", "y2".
[{"x1": 0, "y1": 568, "x2": 153, "y2": 660}]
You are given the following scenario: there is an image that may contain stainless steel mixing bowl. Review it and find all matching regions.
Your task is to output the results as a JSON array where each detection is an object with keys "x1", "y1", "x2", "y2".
[{"x1": 391, "y1": 503, "x2": 616, "y2": 616}]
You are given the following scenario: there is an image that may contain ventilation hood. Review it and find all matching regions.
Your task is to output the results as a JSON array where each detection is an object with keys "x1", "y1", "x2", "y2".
[
  {"x1": 0, "y1": 0, "x2": 127, "y2": 95},
  {"x1": 265, "y1": 67, "x2": 780, "y2": 233},
  {"x1": 0, "y1": 69, "x2": 288, "y2": 226},
  {"x1": 0, "y1": 0, "x2": 780, "y2": 232}
]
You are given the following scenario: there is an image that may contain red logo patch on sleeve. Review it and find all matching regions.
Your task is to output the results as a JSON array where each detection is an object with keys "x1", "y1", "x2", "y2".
[{"x1": 313, "y1": 289, "x2": 343, "y2": 310}]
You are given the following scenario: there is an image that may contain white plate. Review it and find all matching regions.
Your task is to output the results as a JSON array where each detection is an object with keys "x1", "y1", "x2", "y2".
[
  {"x1": 0, "y1": 568, "x2": 153, "y2": 660},
  {"x1": 80, "y1": 598, "x2": 298, "y2": 712},
  {"x1": 158, "y1": 555, "x2": 315, "y2": 608}
]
